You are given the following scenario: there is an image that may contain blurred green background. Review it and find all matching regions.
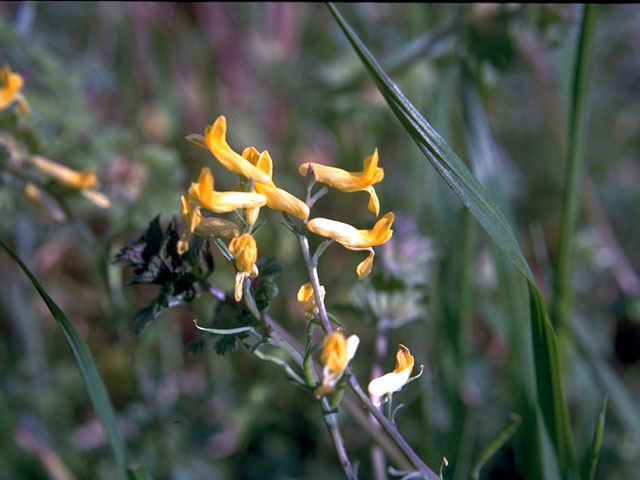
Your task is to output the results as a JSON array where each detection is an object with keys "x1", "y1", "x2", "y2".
[{"x1": 1, "y1": 3, "x2": 639, "y2": 479}]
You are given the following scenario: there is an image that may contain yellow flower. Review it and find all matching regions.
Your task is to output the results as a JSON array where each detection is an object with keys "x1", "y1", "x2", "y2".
[
  {"x1": 24, "y1": 182, "x2": 66, "y2": 222},
  {"x1": 228, "y1": 233, "x2": 259, "y2": 302},
  {"x1": 299, "y1": 149, "x2": 384, "y2": 215},
  {"x1": 188, "y1": 167, "x2": 266, "y2": 214},
  {"x1": 242, "y1": 147, "x2": 309, "y2": 220},
  {"x1": 297, "y1": 282, "x2": 325, "y2": 319},
  {"x1": 367, "y1": 344, "x2": 414, "y2": 398},
  {"x1": 306, "y1": 212, "x2": 394, "y2": 279},
  {"x1": 177, "y1": 194, "x2": 240, "y2": 255},
  {"x1": 315, "y1": 331, "x2": 359, "y2": 399},
  {"x1": 205, "y1": 116, "x2": 271, "y2": 184},
  {"x1": 0, "y1": 63, "x2": 29, "y2": 114},
  {"x1": 30, "y1": 155, "x2": 110, "y2": 208}
]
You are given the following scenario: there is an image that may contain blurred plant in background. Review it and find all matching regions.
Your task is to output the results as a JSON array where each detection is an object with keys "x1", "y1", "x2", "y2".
[{"x1": 0, "y1": 3, "x2": 639, "y2": 479}]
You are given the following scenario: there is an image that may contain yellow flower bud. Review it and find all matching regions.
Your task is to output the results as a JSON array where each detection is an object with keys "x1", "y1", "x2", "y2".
[
  {"x1": 0, "y1": 63, "x2": 29, "y2": 114},
  {"x1": 229, "y1": 233, "x2": 259, "y2": 302},
  {"x1": 297, "y1": 282, "x2": 325, "y2": 318},
  {"x1": 315, "y1": 332, "x2": 359, "y2": 398}
]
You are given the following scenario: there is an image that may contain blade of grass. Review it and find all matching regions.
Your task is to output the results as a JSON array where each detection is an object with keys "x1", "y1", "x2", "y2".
[
  {"x1": 550, "y1": 5, "x2": 597, "y2": 337},
  {"x1": 327, "y1": 2, "x2": 534, "y2": 285},
  {"x1": 585, "y1": 395, "x2": 607, "y2": 480},
  {"x1": 1, "y1": 238, "x2": 128, "y2": 480},
  {"x1": 471, "y1": 415, "x2": 521, "y2": 480},
  {"x1": 328, "y1": 3, "x2": 579, "y2": 478},
  {"x1": 461, "y1": 75, "x2": 551, "y2": 479},
  {"x1": 528, "y1": 281, "x2": 579, "y2": 479}
]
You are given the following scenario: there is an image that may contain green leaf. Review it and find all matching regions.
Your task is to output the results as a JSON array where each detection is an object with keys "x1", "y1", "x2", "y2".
[
  {"x1": 550, "y1": 4, "x2": 598, "y2": 335},
  {"x1": 528, "y1": 280, "x2": 578, "y2": 479},
  {"x1": 329, "y1": 6, "x2": 581, "y2": 477},
  {"x1": 470, "y1": 415, "x2": 521, "y2": 480},
  {"x1": 1, "y1": 238, "x2": 128, "y2": 480},
  {"x1": 327, "y1": 2, "x2": 534, "y2": 285},
  {"x1": 585, "y1": 395, "x2": 607, "y2": 480}
]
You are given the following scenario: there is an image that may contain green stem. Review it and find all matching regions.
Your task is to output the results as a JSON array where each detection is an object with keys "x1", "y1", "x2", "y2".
[{"x1": 550, "y1": 4, "x2": 597, "y2": 346}]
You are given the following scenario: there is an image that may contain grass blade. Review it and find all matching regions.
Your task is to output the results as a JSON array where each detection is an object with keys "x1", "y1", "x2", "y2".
[
  {"x1": 327, "y1": 2, "x2": 534, "y2": 285},
  {"x1": 1, "y1": 238, "x2": 128, "y2": 480},
  {"x1": 528, "y1": 281, "x2": 578, "y2": 479},
  {"x1": 585, "y1": 395, "x2": 607, "y2": 480},
  {"x1": 329, "y1": 4, "x2": 579, "y2": 477},
  {"x1": 550, "y1": 4, "x2": 598, "y2": 339},
  {"x1": 471, "y1": 415, "x2": 521, "y2": 480}
]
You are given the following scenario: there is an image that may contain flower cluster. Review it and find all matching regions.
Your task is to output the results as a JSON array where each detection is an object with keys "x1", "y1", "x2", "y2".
[
  {"x1": 180, "y1": 114, "x2": 415, "y2": 403},
  {"x1": 301, "y1": 148, "x2": 394, "y2": 279},
  {"x1": 179, "y1": 115, "x2": 310, "y2": 301}
]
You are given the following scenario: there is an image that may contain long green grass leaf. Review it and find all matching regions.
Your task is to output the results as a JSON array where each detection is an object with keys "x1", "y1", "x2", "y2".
[
  {"x1": 550, "y1": 4, "x2": 598, "y2": 336},
  {"x1": 462, "y1": 76, "x2": 551, "y2": 479},
  {"x1": 528, "y1": 281, "x2": 578, "y2": 479},
  {"x1": 329, "y1": 4, "x2": 578, "y2": 477},
  {"x1": 327, "y1": 2, "x2": 534, "y2": 285},
  {"x1": 471, "y1": 415, "x2": 521, "y2": 480},
  {"x1": 585, "y1": 395, "x2": 607, "y2": 480},
  {"x1": 0, "y1": 238, "x2": 128, "y2": 480}
]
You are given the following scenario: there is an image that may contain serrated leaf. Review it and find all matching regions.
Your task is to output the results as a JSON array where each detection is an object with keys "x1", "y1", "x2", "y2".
[{"x1": 254, "y1": 279, "x2": 279, "y2": 312}]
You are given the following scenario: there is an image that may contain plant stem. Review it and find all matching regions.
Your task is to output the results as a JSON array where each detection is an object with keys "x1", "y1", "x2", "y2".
[
  {"x1": 321, "y1": 399, "x2": 359, "y2": 480},
  {"x1": 297, "y1": 233, "x2": 333, "y2": 333},
  {"x1": 295, "y1": 228, "x2": 438, "y2": 479},
  {"x1": 347, "y1": 374, "x2": 439, "y2": 480}
]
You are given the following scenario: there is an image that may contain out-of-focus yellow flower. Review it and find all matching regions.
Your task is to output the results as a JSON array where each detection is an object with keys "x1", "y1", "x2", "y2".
[
  {"x1": 188, "y1": 167, "x2": 266, "y2": 214},
  {"x1": 297, "y1": 282, "x2": 325, "y2": 319},
  {"x1": 24, "y1": 182, "x2": 66, "y2": 222},
  {"x1": 306, "y1": 212, "x2": 394, "y2": 279},
  {"x1": 205, "y1": 116, "x2": 271, "y2": 185},
  {"x1": 177, "y1": 194, "x2": 240, "y2": 255},
  {"x1": 30, "y1": 155, "x2": 110, "y2": 208},
  {"x1": 299, "y1": 149, "x2": 384, "y2": 215},
  {"x1": 315, "y1": 331, "x2": 359, "y2": 399},
  {"x1": 242, "y1": 147, "x2": 309, "y2": 220},
  {"x1": 0, "y1": 63, "x2": 29, "y2": 114},
  {"x1": 229, "y1": 233, "x2": 259, "y2": 302},
  {"x1": 367, "y1": 344, "x2": 414, "y2": 398}
]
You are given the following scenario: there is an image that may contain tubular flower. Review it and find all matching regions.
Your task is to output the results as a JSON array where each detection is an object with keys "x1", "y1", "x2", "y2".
[
  {"x1": 24, "y1": 182, "x2": 66, "y2": 222},
  {"x1": 188, "y1": 167, "x2": 266, "y2": 214},
  {"x1": 297, "y1": 282, "x2": 325, "y2": 319},
  {"x1": 306, "y1": 212, "x2": 394, "y2": 279},
  {"x1": 229, "y1": 233, "x2": 259, "y2": 302},
  {"x1": 367, "y1": 344, "x2": 414, "y2": 398},
  {"x1": 205, "y1": 116, "x2": 271, "y2": 185},
  {"x1": 0, "y1": 63, "x2": 29, "y2": 114},
  {"x1": 242, "y1": 147, "x2": 309, "y2": 220},
  {"x1": 299, "y1": 149, "x2": 384, "y2": 215},
  {"x1": 177, "y1": 194, "x2": 241, "y2": 255},
  {"x1": 30, "y1": 155, "x2": 110, "y2": 208},
  {"x1": 315, "y1": 332, "x2": 359, "y2": 399}
]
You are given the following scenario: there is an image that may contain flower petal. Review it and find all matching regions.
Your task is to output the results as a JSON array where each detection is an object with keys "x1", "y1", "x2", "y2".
[
  {"x1": 205, "y1": 116, "x2": 271, "y2": 184},
  {"x1": 367, "y1": 344, "x2": 414, "y2": 397}
]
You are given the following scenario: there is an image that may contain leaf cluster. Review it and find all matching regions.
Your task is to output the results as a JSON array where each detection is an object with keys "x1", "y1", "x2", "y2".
[{"x1": 113, "y1": 215, "x2": 214, "y2": 334}]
